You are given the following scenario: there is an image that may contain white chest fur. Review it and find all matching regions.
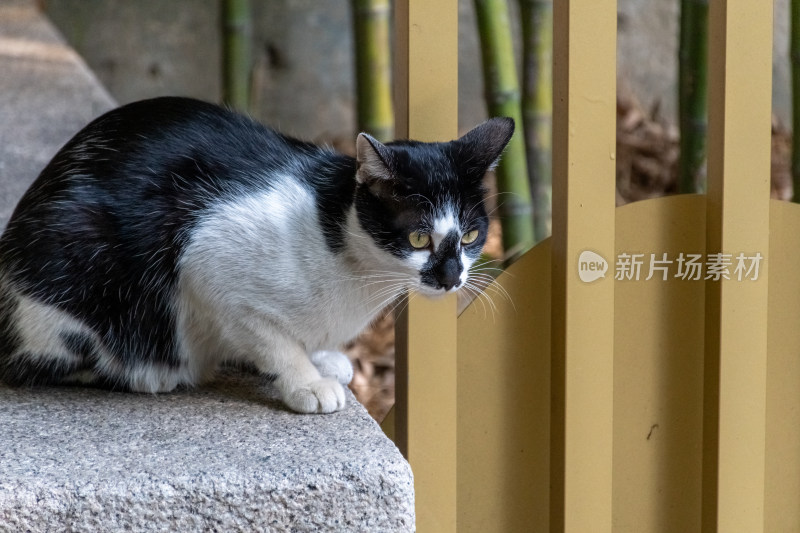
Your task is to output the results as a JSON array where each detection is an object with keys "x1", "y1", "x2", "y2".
[{"x1": 176, "y1": 175, "x2": 411, "y2": 361}]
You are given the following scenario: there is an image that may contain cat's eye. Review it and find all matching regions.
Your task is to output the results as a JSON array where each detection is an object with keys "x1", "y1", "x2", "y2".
[
  {"x1": 408, "y1": 231, "x2": 431, "y2": 249},
  {"x1": 461, "y1": 229, "x2": 479, "y2": 245}
]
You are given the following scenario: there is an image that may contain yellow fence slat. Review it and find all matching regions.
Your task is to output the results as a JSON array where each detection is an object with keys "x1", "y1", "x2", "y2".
[
  {"x1": 766, "y1": 200, "x2": 800, "y2": 532},
  {"x1": 392, "y1": 1, "x2": 458, "y2": 531},
  {"x1": 613, "y1": 195, "x2": 706, "y2": 531},
  {"x1": 703, "y1": 1, "x2": 772, "y2": 531},
  {"x1": 551, "y1": 1, "x2": 616, "y2": 531},
  {"x1": 457, "y1": 240, "x2": 552, "y2": 532}
]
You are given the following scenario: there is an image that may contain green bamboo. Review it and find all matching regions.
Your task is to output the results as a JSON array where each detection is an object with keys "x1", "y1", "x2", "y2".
[
  {"x1": 221, "y1": 0, "x2": 252, "y2": 112},
  {"x1": 519, "y1": 0, "x2": 552, "y2": 242},
  {"x1": 678, "y1": 0, "x2": 709, "y2": 194},
  {"x1": 352, "y1": 0, "x2": 394, "y2": 142},
  {"x1": 792, "y1": 0, "x2": 800, "y2": 202},
  {"x1": 473, "y1": 0, "x2": 535, "y2": 254}
]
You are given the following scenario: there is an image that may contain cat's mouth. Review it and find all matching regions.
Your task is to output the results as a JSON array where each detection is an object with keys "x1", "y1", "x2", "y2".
[{"x1": 416, "y1": 280, "x2": 462, "y2": 298}]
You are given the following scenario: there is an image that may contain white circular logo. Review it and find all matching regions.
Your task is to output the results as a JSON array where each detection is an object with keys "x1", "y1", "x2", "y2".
[{"x1": 578, "y1": 250, "x2": 608, "y2": 283}]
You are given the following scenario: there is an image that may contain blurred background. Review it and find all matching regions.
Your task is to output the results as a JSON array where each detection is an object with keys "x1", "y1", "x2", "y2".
[{"x1": 39, "y1": 1, "x2": 793, "y2": 142}]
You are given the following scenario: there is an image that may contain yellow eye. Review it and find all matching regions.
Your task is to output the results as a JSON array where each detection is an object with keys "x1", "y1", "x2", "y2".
[
  {"x1": 461, "y1": 229, "x2": 479, "y2": 245},
  {"x1": 408, "y1": 231, "x2": 431, "y2": 249}
]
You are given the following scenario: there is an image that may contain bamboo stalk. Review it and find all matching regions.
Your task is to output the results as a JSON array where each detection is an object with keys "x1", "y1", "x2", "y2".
[
  {"x1": 792, "y1": 0, "x2": 800, "y2": 201},
  {"x1": 352, "y1": 0, "x2": 394, "y2": 142},
  {"x1": 221, "y1": 0, "x2": 252, "y2": 112},
  {"x1": 473, "y1": 0, "x2": 534, "y2": 254},
  {"x1": 519, "y1": 0, "x2": 552, "y2": 242},
  {"x1": 678, "y1": 0, "x2": 709, "y2": 194}
]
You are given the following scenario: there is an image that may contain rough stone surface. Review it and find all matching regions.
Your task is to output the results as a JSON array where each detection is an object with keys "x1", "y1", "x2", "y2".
[
  {"x1": 0, "y1": 3, "x2": 414, "y2": 531},
  {"x1": 0, "y1": 371, "x2": 415, "y2": 532}
]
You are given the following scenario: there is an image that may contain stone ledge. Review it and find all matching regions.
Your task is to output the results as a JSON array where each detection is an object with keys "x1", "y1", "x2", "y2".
[{"x1": 0, "y1": 371, "x2": 414, "y2": 532}]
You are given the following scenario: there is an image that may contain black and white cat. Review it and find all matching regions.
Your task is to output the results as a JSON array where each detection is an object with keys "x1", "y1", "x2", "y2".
[{"x1": 0, "y1": 97, "x2": 512, "y2": 413}]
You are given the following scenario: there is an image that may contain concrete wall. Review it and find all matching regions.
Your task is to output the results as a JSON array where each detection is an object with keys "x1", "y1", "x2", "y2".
[
  {"x1": 43, "y1": 0, "x2": 221, "y2": 108},
  {"x1": 43, "y1": 0, "x2": 490, "y2": 142},
  {"x1": 42, "y1": 0, "x2": 792, "y2": 143}
]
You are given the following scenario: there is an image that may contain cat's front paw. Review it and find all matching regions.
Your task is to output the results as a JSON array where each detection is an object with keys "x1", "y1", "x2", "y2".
[
  {"x1": 283, "y1": 377, "x2": 346, "y2": 414},
  {"x1": 310, "y1": 350, "x2": 354, "y2": 385}
]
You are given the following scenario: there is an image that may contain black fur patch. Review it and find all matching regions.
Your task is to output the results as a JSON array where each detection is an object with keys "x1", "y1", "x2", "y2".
[
  {"x1": 0, "y1": 353, "x2": 78, "y2": 387},
  {"x1": 0, "y1": 284, "x2": 20, "y2": 361},
  {"x1": 421, "y1": 231, "x2": 464, "y2": 290},
  {"x1": 60, "y1": 331, "x2": 99, "y2": 363}
]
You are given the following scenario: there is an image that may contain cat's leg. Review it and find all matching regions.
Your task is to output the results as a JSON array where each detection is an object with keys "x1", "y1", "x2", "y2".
[
  {"x1": 238, "y1": 323, "x2": 346, "y2": 414},
  {"x1": 309, "y1": 350, "x2": 354, "y2": 386},
  {"x1": 178, "y1": 274, "x2": 345, "y2": 413},
  {"x1": 269, "y1": 340, "x2": 346, "y2": 414}
]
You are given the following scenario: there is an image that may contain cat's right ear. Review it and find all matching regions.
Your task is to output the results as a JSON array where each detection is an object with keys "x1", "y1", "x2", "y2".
[
  {"x1": 455, "y1": 117, "x2": 515, "y2": 174},
  {"x1": 356, "y1": 133, "x2": 393, "y2": 185}
]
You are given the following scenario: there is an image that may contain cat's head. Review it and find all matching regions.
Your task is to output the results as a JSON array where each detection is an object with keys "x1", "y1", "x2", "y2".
[{"x1": 353, "y1": 118, "x2": 514, "y2": 297}]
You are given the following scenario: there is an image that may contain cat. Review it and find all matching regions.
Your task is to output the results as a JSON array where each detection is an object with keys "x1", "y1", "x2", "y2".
[{"x1": 0, "y1": 96, "x2": 512, "y2": 413}]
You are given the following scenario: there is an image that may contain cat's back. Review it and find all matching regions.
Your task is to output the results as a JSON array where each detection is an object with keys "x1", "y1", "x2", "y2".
[
  {"x1": 30, "y1": 96, "x2": 317, "y2": 194},
  {"x1": 0, "y1": 97, "x2": 341, "y2": 389},
  {"x1": 1, "y1": 97, "x2": 337, "y2": 264}
]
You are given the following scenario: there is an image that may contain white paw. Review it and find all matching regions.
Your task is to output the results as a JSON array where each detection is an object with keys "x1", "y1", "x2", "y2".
[
  {"x1": 310, "y1": 350, "x2": 354, "y2": 385},
  {"x1": 283, "y1": 377, "x2": 346, "y2": 414}
]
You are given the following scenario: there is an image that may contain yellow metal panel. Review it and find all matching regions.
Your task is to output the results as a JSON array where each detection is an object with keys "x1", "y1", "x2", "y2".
[
  {"x1": 457, "y1": 239, "x2": 552, "y2": 532},
  {"x1": 765, "y1": 200, "x2": 800, "y2": 532},
  {"x1": 379, "y1": 405, "x2": 395, "y2": 442},
  {"x1": 703, "y1": 1, "x2": 772, "y2": 531},
  {"x1": 613, "y1": 195, "x2": 706, "y2": 532},
  {"x1": 393, "y1": 1, "x2": 458, "y2": 531},
  {"x1": 551, "y1": 1, "x2": 616, "y2": 530},
  {"x1": 394, "y1": 294, "x2": 457, "y2": 532},
  {"x1": 394, "y1": 0, "x2": 458, "y2": 141}
]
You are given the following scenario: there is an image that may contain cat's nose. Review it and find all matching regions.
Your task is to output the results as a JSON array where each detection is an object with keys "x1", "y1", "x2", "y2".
[
  {"x1": 439, "y1": 279, "x2": 461, "y2": 291},
  {"x1": 434, "y1": 258, "x2": 463, "y2": 291}
]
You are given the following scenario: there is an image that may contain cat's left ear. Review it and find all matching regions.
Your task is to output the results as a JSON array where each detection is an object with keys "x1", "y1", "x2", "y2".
[
  {"x1": 454, "y1": 117, "x2": 515, "y2": 176},
  {"x1": 355, "y1": 133, "x2": 393, "y2": 184}
]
